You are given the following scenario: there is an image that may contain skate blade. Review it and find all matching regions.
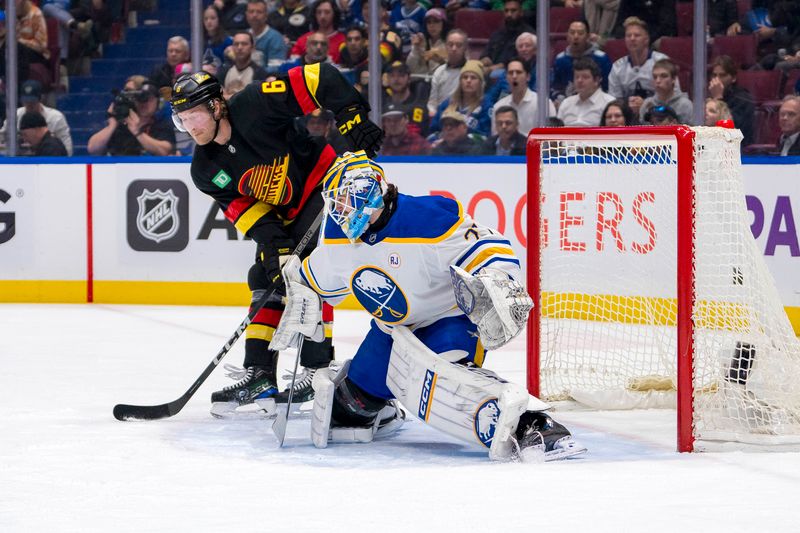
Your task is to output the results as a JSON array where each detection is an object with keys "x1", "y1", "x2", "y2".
[
  {"x1": 210, "y1": 401, "x2": 278, "y2": 420},
  {"x1": 543, "y1": 437, "x2": 588, "y2": 462}
]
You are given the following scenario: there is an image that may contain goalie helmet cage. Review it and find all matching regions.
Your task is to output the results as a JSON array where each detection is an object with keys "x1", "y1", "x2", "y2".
[{"x1": 526, "y1": 126, "x2": 800, "y2": 452}]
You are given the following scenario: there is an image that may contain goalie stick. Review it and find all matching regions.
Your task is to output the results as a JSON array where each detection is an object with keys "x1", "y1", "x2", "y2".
[
  {"x1": 113, "y1": 209, "x2": 325, "y2": 421},
  {"x1": 271, "y1": 336, "x2": 303, "y2": 446}
]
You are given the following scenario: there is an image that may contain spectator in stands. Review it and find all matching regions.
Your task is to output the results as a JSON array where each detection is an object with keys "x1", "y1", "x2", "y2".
[
  {"x1": 384, "y1": 61, "x2": 430, "y2": 136},
  {"x1": 777, "y1": 95, "x2": 800, "y2": 156},
  {"x1": 5, "y1": 0, "x2": 50, "y2": 84},
  {"x1": 431, "y1": 59, "x2": 491, "y2": 138},
  {"x1": 292, "y1": 0, "x2": 345, "y2": 64},
  {"x1": 600, "y1": 99, "x2": 636, "y2": 126},
  {"x1": 484, "y1": 31, "x2": 539, "y2": 105},
  {"x1": 708, "y1": 55, "x2": 755, "y2": 145},
  {"x1": 558, "y1": 57, "x2": 616, "y2": 126},
  {"x1": 280, "y1": 31, "x2": 331, "y2": 72},
  {"x1": 708, "y1": 0, "x2": 741, "y2": 37},
  {"x1": 552, "y1": 20, "x2": 612, "y2": 102},
  {"x1": 361, "y1": 0, "x2": 402, "y2": 65},
  {"x1": 482, "y1": 105, "x2": 526, "y2": 155},
  {"x1": 427, "y1": 29, "x2": 468, "y2": 115},
  {"x1": 0, "y1": 79, "x2": 72, "y2": 155},
  {"x1": 643, "y1": 104, "x2": 679, "y2": 125},
  {"x1": 87, "y1": 76, "x2": 175, "y2": 156},
  {"x1": 214, "y1": 0, "x2": 249, "y2": 31},
  {"x1": 269, "y1": 0, "x2": 312, "y2": 45},
  {"x1": 338, "y1": 25, "x2": 369, "y2": 70},
  {"x1": 41, "y1": 0, "x2": 94, "y2": 82},
  {"x1": 204, "y1": 4, "x2": 234, "y2": 66},
  {"x1": 431, "y1": 110, "x2": 483, "y2": 155},
  {"x1": 704, "y1": 97, "x2": 733, "y2": 126},
  {"x1": 480, "y1": 0, "x2": 534, "y2": 80},
  {"x1": 491, "y1": 58, "x2": 555, "y2": 135},
  {"x1": 390, "y1": 0, "x2": 427, "y2": 56},
  {"x1": 584, "y1": 0, "x2": 620, "y2": 40},
  {"x1": 218, "y1": 31, "x2": 269, "y2": 90},
  {"x1": 640, "y1": 58, "x2": 692, "y2": 124},
  {"x1": 19, "y1": 111, "x2": 67, "y2": 156},
  {"x1": 150, "y1": 36, "x2": 190, "y2": 90},
  {"x1": 406, "y1": 8, "x2": 447, "y2": 77},
  {"x1": 380, "y1": 104, "x2": 432, "y2": 155},
  {"x1": 608, "y1": 17, "x2": 673, "y2": 109},
  {"x1": 612, "y1": 0, "x2": 676, "y2": 42},
  {"x1": 245, "y1": 0, "x2": 288, "y2": 73},
  {"x1": 303, "y1": 108, "x2": 353, "y2": 154}
]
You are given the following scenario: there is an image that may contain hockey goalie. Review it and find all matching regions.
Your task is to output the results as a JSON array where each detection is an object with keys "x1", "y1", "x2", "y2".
[{"x1": 269, "y1": 151, "x2": 586, "y2": 462}]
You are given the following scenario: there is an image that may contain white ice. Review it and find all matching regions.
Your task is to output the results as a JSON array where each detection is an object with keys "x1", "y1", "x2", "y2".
[{"x1": 1, "y1": 304, "x2": 799, "y2": 532}]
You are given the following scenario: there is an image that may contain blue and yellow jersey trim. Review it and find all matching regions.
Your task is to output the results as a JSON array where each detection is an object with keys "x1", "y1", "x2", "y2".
[
  {"x1": 323, "y1": 151, "x2": 386, "y2": 192},
  {"x1": 301, "y1": 257, "x2": 350, "y2": 297},
  {"x1": 455, "y1": 237, "x2": 519, "y2": 275}
]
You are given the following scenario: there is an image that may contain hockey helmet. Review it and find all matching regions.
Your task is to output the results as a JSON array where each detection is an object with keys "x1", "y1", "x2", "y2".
[
  {"x1": 322, "y1": 151, "x2": 388, "y2": 241},
  {"x1": 170, "y1": 71, "x2": 223, "y2": 131}
]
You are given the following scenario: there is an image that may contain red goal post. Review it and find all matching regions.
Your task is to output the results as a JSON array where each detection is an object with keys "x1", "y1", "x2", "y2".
[{"x1": 525, "y1": 126, "x2": 800, "y2": 453}]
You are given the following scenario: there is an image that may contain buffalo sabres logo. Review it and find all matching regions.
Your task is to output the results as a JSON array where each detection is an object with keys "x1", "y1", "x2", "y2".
[
  {"x1": 351, "y1": 267, "x2": 408, "y2": 323},
  {"x1": 135, "y1": 188, "x2": 180, "y2": 243},
  {"x1": 474, "y1": 398, "x2": 500, "y2": 448}
]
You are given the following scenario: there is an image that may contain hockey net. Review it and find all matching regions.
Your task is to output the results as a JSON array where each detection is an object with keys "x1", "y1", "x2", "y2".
[{"x1": 526, "y1": 126, "x2": 800, "y2": 451}]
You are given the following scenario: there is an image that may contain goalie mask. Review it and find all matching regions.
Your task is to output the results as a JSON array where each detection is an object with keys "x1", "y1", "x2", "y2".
[{"x1": 322, "y1": 151, "x2": 388, "y2": 241}]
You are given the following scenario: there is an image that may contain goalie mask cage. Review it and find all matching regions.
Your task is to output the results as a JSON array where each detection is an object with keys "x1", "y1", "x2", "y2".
[{"x1": 526, "y1": 126, "x2": 800, "y2": 452}]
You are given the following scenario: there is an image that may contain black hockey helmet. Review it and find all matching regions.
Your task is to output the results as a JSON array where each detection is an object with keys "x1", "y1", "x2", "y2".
[{"x1": 170, "y1": 71, "x2": 222, "y2": 113}]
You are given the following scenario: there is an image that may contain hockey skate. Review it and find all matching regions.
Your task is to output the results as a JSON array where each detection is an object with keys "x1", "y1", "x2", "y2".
[
  {"x1": 273, "y1": 367, "x2": 318, "y2": 405},
  {"x1": 512, "y1": 411, "x2": 587, "y2": 462},
  {"x1": 210, "y1": 364, "x2": 279, "y2": 418}
]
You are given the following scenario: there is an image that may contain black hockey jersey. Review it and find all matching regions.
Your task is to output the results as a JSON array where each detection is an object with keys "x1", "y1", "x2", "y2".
[{"x1": 190, "y1": 62, "x2": 369, "y2": 245}]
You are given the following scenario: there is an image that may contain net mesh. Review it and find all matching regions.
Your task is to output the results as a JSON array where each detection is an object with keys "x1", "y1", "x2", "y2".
[{"x1": 533, "y1": 127, "x2": 800, "y2": 448}]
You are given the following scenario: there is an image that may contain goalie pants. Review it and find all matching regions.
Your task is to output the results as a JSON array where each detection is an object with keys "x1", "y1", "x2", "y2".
[
  {"x1": 349, "y1": 315, "x2": 486, "y2": 399},
  {"x1": 244, "y1": 192, "x2": 334, "y2": 370}
]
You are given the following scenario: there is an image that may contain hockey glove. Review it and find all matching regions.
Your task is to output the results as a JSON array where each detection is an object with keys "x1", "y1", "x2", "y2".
[
  {"x1": 449, "y1": 265, "x2": 533, "y2": 350},
  {"x1": 336, "y1": 105, "x2": 384, "y2": 158},
  {"x1": 257, "y1": 238, "x2": 295, "y2": 286},
  {"x1": 270, "y1": 256, "x2": 325, "y2": 352}
]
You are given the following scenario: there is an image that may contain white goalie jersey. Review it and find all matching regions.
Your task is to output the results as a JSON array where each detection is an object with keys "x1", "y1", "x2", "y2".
[{"x1": 298, "y1": 193, "x2": 523, "y2": 331}]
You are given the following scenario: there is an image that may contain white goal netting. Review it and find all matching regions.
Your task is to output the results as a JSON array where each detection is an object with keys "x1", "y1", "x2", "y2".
[{"x1": 532, "y1": 127, "x2": 800, "y2": 449}]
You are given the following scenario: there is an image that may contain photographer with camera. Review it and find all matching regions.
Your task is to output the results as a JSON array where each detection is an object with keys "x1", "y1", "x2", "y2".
[{"x1": 87, "y1": 75, "x2": 176, "y2": 156}]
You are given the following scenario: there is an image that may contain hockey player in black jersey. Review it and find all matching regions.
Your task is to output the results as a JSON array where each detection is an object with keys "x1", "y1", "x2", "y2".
[{"x1": 170, "y1": 66, "x2": 383, "y2": 417}]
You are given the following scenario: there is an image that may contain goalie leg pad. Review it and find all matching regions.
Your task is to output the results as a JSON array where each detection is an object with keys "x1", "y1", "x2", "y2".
[{"x1": 387, "y1": 325, "x2": 548, "y2": 460}]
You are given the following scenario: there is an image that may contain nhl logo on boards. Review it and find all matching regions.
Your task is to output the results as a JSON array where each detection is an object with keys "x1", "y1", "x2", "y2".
[
  {"x1": 127, "y1": 180, "x2": 189, "y2": 252},
  {"x1": 474, "y1": 398, "x2": 500, "y2": 448}
]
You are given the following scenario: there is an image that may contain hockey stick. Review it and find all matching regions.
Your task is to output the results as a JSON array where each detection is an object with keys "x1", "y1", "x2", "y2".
[
  {"x1": 271, "y1": 336, "x2": 303, "y2": 446},
  {"x1": 113, "y1": 209, "x2": 325, "y2": 421}
]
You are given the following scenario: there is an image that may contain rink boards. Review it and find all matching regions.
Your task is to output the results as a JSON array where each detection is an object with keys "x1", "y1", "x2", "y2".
[{"x1": 1, "y1": 156, "x2": 799, "y2": 331}]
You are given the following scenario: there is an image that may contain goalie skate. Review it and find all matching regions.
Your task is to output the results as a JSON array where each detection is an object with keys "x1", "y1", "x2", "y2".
[{"x1": 512, "y1": 411, "x2": 587, "y2": 463}]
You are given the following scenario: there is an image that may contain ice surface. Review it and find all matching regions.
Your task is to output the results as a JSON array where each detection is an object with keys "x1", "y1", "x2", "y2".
[{"x1": 1, "y1": 304, "x2": 799, "y2": 531}]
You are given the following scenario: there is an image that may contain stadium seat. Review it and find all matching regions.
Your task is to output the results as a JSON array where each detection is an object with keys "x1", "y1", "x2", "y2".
[
  {"x1": 602, "y1": 39, "x2": 627, "y2": 63},
  {"x1": 677, "y1": 69, "x2": 692, "y2": 99},
  {"x1": 676, "y1": 3, "x2": 693, "y2": 37},
  {"x1": 711, "y1": 34, "x2": 758, "y2": 69},
  {"x1": 453, "y1": 8, "x2": 504, "y2": 43},
  {"x1": 784, "y1": 69, "x2": 800, "y2": 97},
  {"x1": 736, "y1": 70, "x2": 782, "y2": 103},
  {"x1": 659, "y1": 36, "x2": 695, "y2": 74},
  {"x1": 550, "y1": 7, "x2": 582, "y2": 33},
  {"x1": 743, "y1": 105, "x2": 780, "y2": 153},
  {"x1": 550, "y1": 37, "x2": 568, "y2": 63},
  {"x1": 737, "y1": 0, "x2": 753, "y2": 21}
]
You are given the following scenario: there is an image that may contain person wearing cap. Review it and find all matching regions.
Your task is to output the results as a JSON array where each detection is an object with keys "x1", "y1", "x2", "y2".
[
  {"x1": 557, "y1": 57, "x2": 616, "y2": 127},
  {"x1": 480, "y1": 0, "x2": 534, "y2": 78},
  {"x1": 640, "y1": 58, "x2": 693, "y2": 125},
  {"x1": 19, "y1": 111, "x2": 67, "y2": 157},
  {"x1": 431, "y1": 59, "x2": 491, "y2": 138},
  {"x1": 384, "y1": 60, "x2": 430, "y2": 136},
  {"x1": 482, "y1": 105, "x2": 526, "y2": 156},
  {"x1": 304, "y1": 108, "x2": 354, "y2": 154},
  {"x1": 427, "y1": 29, "x2": 468, "y2": 115},
  {"x1": 0, "y1": 79, "x2": 73, "y2": 155},
  {"x1": 643, "y1": 104, "x2": 680, "y2": 126},
  {"x1": 87, "y1": 75, "x2": 175, "y2": 156},
  {"x1": 380, "y1": 104, "x2": 431, "y2": 156},
  {"x1": 406, "y1": 7, "x2": 447, "y2": 76},
  {"x1": 432, "y1": 109, "x2": 483, "y2": 155},
  {"x1": 491, "y1": 58, "x2": 555, "y2": 137}
]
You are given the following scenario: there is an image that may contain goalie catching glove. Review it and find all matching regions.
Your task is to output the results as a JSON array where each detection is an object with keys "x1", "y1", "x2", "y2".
[
  {"x1": 269, "y1": 255, "x2": 325, "y2": 352},
  {"x1": 449, "y1": 265, "x2": 533, "y2": 350}
]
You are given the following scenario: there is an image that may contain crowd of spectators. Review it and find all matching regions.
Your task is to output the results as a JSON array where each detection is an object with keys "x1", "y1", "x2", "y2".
[{"x1": 2, "y1": 0, "x2": 800, "y2": 156}]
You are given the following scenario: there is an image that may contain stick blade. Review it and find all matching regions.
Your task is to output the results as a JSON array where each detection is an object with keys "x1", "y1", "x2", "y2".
[
  {"x1": 272, "y1": 405, "x2": 289, "y2": 446},
  {"x1": 113, "y1": 403, "x2": 174, "y2": 421}
]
